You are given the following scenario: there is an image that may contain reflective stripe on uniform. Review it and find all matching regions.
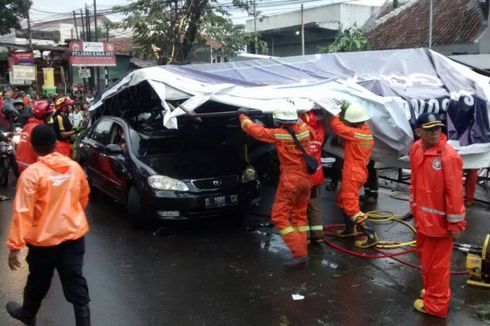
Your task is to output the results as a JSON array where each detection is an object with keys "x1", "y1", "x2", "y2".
[
  {"x1": 57, "y1": 115, "x2": 65, "y2": 131},
  {"x1": 420, "y1": 206, "x2": 445, "y2": 216},
  {"x1": 309, "y1": 225, "x2": 323, "y2": 231},
  {"x1": 447, "y1": 213, "x2": 465, "y2": 223},
  {"x1": 279, "y1": 226, "x2": 295, "y2": 235},
  {"x1": 275, "y1": 133, "x2": 292, "y2": 140},
  {"x1": 354, "y1": 133, "x2": 373, "y2": 140},
  {"x1": 296, "y1": 130, "x2": 310, "y2": 140},
  {"x1": 294, "y1": 226, "x2": 309, "y2": 232},
  {"x1": 274, "y1": 130, "x2": 309, "y2": 141}
]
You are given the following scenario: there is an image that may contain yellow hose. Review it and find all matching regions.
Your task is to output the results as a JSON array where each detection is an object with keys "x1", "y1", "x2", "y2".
[{"x1": 365, "y1": 210, "x2": 416, "y2": 249}]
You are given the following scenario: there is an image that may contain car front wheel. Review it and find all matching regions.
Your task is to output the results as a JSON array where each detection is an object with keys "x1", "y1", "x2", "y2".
[{"x1": 127, "y1": 187, "x2": 149, "y2": 229}]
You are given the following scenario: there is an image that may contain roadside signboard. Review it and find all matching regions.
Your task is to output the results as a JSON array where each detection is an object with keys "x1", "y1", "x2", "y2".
[
  {"x1": 12, "y1": 65, "x2": 36, "y2": 80},
  {"x1": 69, "y1": 41, "x2": 116, "y2": 67},
  {"x1": 78, "y1": 68, "x2": 91, "y2": 78}
]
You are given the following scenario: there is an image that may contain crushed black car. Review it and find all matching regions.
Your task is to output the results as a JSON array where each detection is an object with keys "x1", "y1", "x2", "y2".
[{"x1": 75, "y1": 111, "x2": 262, "y2": 228}]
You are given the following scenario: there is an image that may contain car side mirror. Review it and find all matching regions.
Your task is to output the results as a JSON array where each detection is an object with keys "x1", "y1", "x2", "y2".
[{"x1": 105, "y1": 144, "x2": 124, "y2": 155}]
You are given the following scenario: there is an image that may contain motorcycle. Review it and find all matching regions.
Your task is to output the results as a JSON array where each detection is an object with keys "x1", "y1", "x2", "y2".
[{"x1": 0, "y1": 131, "x2": 15, "y2": 187}]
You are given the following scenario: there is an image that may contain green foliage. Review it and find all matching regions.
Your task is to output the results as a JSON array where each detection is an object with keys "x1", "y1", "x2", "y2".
[
  {"x1": 80, "y1": 26, "x2": 106, "y2": 42},
  {"x1": 320, "y1": 25, "x2": 371, "y2": 53},
  {"x1": 203, "y1": 12, "x2": 268, "y2": 60},
  {"x1": 0, "y1": 0, "x2": 31, "y2": 36},
  {"x1": 111, "y1": 0, "x2": 265, "y2": 64}
]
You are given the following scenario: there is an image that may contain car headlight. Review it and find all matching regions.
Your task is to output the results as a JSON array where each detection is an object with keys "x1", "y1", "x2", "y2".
[
  {"x1": 148, "y1": 175, "x2": 189, "y2": 191},
  {"x1": 241, "y1": 165, "x2": 257, "y2": 183}
]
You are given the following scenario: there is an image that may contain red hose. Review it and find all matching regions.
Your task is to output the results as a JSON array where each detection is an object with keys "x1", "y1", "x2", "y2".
[{"x1": 322, "y1": 224, "x2": 467, "y2": 275}]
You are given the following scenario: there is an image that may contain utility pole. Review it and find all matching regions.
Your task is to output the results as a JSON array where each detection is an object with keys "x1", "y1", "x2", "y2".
[
  {"x1": 73, "y1": 11, "x2": 79, "y2": 39},
  {"x1": 301, "y1": 4, "x2": 305, "y2": 56},
  {"x1": 428, "y1": 0, "x2": 433, "y2": 48},
  {"x1": 93, "y1": 0, "x2": 100, "y2": 93},
  {"x1": 85, "y1": 5, "x2": 91, "y2": 41},
  {"x1": 80, "y1": 9, "x2": 85, "y2": 41},
  {"x1": 27, "y1": 8, "x2": 32, "y2": 49}
]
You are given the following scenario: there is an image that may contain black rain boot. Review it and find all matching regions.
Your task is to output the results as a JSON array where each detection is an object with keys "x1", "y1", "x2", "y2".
[
  {"x1": 337, "y1": 213, "x2": 361, "y2": 238},
  {"x1": 6, "y1": 301, "x2": 37, "y2": 326},
  {"x1": 74, "y1": 304, "x2": 91, "y2": 326}
]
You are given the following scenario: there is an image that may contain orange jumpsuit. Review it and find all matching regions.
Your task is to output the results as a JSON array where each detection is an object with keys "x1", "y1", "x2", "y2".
[
  {"x1": 240, "y1": 114, "x2": 313, "y2": 257},
  {"x1": 330, "y1": 116, "x2": 373, "y2": 221},
  {"x1": 410, "y1": 134, "x2": 466, "y2": 318},
  {"x1": 464, "y1": 169, "x2": 478, "y2": 205},
  {"x1": 7, "y1": 152, "x2": 90, "y2": 250},
  {"x1": 302, "y1": 116, "x2": 325, "y2": 241}
]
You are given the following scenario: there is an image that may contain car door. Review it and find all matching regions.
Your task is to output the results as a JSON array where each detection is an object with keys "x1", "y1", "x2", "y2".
[
  {"x1": 100, "y1": 122, "x2": 129, "y2": 203},
  {"x1": 81, "y1": 119, "x2": 113, "y2": 191}
]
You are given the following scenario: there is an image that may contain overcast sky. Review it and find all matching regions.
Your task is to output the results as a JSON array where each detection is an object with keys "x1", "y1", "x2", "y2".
[{"x1": 29, "y1": 0, "x2": 387, "y2": 26}]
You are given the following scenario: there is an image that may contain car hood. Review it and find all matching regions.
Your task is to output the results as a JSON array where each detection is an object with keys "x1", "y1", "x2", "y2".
[{"x1": 138, "y1": 153, "x2": 243, "y2": 180}]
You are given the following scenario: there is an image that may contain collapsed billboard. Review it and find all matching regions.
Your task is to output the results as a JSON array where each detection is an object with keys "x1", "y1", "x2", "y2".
[{"x1": 92, "y1": 48, "x2": 490, "y2": 168}]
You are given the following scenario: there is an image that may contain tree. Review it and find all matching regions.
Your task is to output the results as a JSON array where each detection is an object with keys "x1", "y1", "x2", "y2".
[
  {"x1": 111, "y1": 0, "x2": 265, "y2": 64},
  {"x1": 0, "y1": 0, "x2": 31, "y2": 36},
  {"x1": 320, "y1": 25, "x2": 371, "y2": 53},
  {"x1": 203, "y1": 12, "x2": 268, "y2": 60}
]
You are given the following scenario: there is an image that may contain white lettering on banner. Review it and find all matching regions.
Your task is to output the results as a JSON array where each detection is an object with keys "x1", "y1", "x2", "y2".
[
  {"x1": 82, "y1": 42, "x2": 104, "y2": 52},
  {"x1": 402, "y1": 91, "x2": 476, "y2": 118},
  {"x1": 348, "y1": 73, "x2": 444, "y2": 88}
]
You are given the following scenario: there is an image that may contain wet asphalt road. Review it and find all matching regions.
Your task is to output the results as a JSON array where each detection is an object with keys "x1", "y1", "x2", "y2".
[{"x1": 0, "y1": 177, "x2": 489, "y2": 326}]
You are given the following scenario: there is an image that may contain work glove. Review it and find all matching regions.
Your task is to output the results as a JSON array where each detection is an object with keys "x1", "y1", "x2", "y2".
[{"x1": 238, "y1": 108, "x2": 263, "y2": 118}]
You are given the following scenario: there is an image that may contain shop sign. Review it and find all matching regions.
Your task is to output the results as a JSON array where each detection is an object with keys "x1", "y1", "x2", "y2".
[
  {"x1": 12, "y1": 65, "x2": 36, "y2": 81},
  {"x1": 69, "y1": 41, "x2": 116, "y2": 67},
  {"x1": 78, "y1": 68, "x2": 91, "y2": 78}
]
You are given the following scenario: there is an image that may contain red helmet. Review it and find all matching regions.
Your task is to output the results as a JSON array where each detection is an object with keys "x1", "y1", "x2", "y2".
[
  {"x1": 33, "y1": 101, "x2": 55, "y2": 119},
  {"x1": 301, "y1": 111, "x2": 317, "y2": 128},
  {"x1": 55, "y1": 96, "x2": 74, "y2": 111}
]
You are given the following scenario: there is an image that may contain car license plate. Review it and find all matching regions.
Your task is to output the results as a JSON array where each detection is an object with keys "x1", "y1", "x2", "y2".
[{"x1": 205, "y1": 194, "x2": 238, "y2": 209}]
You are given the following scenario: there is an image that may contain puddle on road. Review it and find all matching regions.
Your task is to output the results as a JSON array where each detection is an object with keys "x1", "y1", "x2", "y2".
[
  {"x1": 321, "y1": 259, "x2": 338, "y2": 269},
  {"x1": 468, "y1": 303, "x2": 490, "y2": 323}
]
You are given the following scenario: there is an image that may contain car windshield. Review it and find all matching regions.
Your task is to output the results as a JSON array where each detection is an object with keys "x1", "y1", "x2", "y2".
[{"x1": 129, "y1": 123, "x2": 239, "y2": 158}]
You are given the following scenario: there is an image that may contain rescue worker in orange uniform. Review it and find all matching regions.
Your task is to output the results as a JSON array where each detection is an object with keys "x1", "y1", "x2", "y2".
[
  {"x1": 410, "y1": 113, "x2": 466, "y2": 318},
  {"x1": 52, "y1": 97, "x2": 76, "y2": 157},
  {"x1": 301, "y1": 111, "x2": 326, "y2": 244},
  {"x1": 329, "y1": 102, "x2": 378, "y2": 248},
  {"x1": 6, "y1": 125, "x2": 91, "y2": 326},
  {"x1": 240, "y1": 100, "x2": 313, "y2": 268},
  {"x1": 16, "y1": 101, "x2": 55, "y2": 172}
]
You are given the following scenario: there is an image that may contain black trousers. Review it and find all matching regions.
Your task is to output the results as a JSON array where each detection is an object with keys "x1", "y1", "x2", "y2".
[{"x1": 25, "y1": 237, "x2": 90, "y2": 310}]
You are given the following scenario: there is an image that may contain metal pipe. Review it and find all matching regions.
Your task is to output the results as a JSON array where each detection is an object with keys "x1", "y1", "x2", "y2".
[
  {"x1": 428, "y1": 0, "x2": 433, "y2": 48},
  {"x1": 301, "y1": 4, "x2": 305, "y2": 56}
]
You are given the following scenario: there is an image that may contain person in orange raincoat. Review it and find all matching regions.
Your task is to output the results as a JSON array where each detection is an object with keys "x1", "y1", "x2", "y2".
[
  {"x1": 16, "y1": 101, "x2": 56, "y2": 172},
  {"x1": 329, "y1": 102, "x2": 378, "y2": 248},
  {"x1": 6, "y1": 125, "x2": 91, "y2": 326},
  {"x1": 410, "y1": 113, "x2": 466, "y2": 318},
  {"x1": 301, "y1": 111, "x2": 326, "y2": 244},
  {"x1": 240, "y1": 99, "x2": 313, "y2": 268}
]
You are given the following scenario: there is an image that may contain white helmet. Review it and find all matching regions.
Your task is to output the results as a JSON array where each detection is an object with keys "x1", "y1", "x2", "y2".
[
  {"x1": 272, "y1": 100, "x2": 298, "y2": 124},
  {"x1": 344, "y1": 103, "x2": 369, "y2": 123}
]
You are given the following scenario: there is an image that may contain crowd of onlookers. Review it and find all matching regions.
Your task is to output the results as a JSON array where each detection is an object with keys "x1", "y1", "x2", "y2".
[{"x1": 0, "y1": 87, "x2": 94, "y2": 133}]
